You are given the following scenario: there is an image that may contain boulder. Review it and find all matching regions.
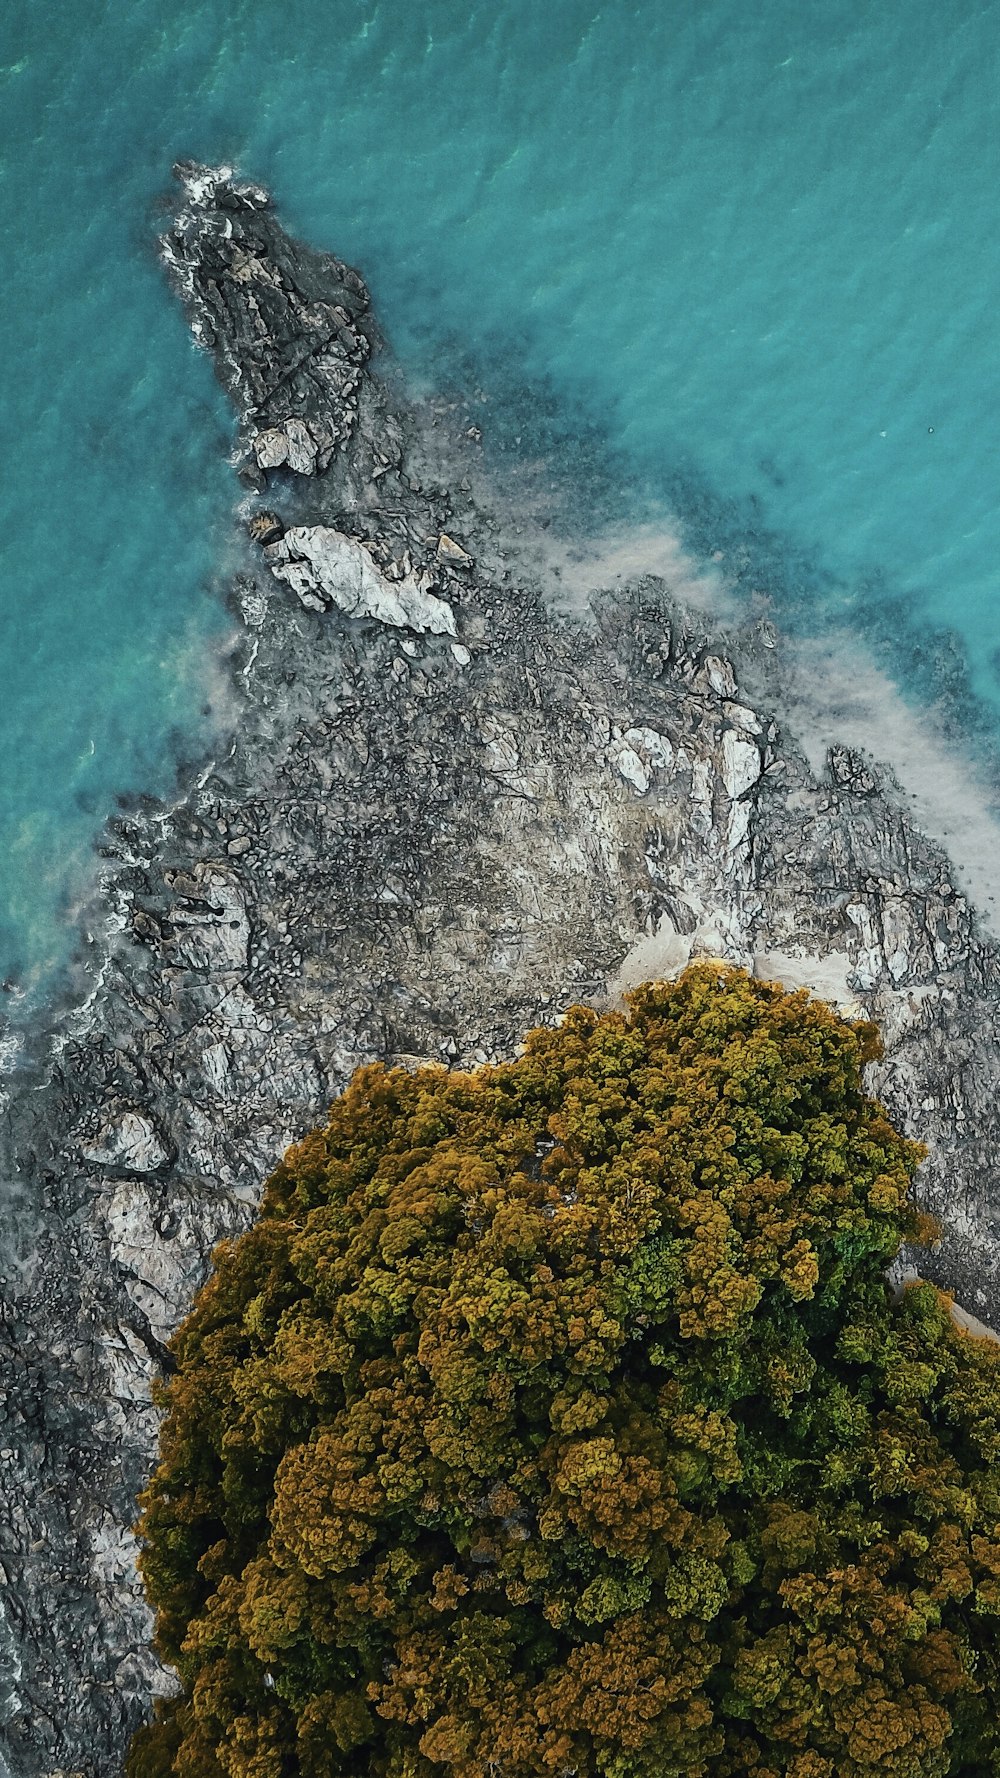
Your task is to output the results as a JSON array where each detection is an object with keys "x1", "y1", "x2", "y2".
[
  {"x1": 79, "y1": 1109, "x2": 170, "y2": 1175},
  {"x1": 283, "y1": 417, "x2": 319, "y2": 475},
  {"x1": 252, "y1": 427, "x2": 289, "y2": 470},
  {"x1": 436, "y1": 532, "x2": 473, "y2": 568},
  {"x1": 265, "y1": 527, "x2": 456, "y2": 635},
  {"x1": 247, "y1": 511, "x2": 284, "y2": 548}
]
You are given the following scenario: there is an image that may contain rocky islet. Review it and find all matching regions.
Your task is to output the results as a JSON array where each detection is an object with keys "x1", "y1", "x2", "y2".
[{"x1": 1, "y1": 162, "x2": 1000, "y2": 1774}]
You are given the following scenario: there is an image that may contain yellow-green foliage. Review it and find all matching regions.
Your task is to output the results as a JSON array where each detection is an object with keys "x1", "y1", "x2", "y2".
[{"x1": 130, "y1": 965, "x2": 1000, "y2": 1778}]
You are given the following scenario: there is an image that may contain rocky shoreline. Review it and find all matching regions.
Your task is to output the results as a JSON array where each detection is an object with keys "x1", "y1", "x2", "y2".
[{"x1": 2, "y1": 162, "x2": 1000, "y2": 1776}]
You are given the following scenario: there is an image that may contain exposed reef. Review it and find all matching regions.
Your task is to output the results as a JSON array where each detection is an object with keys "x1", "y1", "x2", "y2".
[{"x1": 3, "y1": 161, "x2": 1000, "y2": 1775}]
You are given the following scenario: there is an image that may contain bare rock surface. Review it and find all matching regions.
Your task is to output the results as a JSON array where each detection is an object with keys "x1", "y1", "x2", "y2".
[
  {"x1": 3, "y1": 163, "x2": 1000, "y2": 1774},
  {"x1": 264, "y1": 526, "x2": 457, "y2": 632}
]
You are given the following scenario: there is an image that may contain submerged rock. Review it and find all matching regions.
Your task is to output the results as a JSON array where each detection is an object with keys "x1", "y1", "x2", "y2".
[{"x1": 246, "y1": 510, "x2": 284, "y2": 548}]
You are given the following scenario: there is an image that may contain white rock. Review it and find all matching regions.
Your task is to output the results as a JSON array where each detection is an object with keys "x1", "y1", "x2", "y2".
[
  {"x1": 482, "y1": 722, "x2": 524, "y2": 782},
  {"x1": 703, "y1": 655, "x2": 737, "y2": 697},
  {"x1": 103, "y1": 1180, "x2": 208, "y2": 1338},
  {"x1": 253, "y1": 427, "x2": 289, "y2": 469},
  {"x1": 691, "y1": 758, "x2": 715, "y2": 807},
  {"x1": 283, "y1": 417, "x2": 318, "y2": 475},
  {"x1": 608, "y1": 913, "x2": 692, "y2": 999},
  {"x1": 451, "y1": 643, "x2": 471, "y2": 667},
  {"x1": 723, "y1": 701, "x2": 762, "y2": 736},
  {"x1": 179, "y1": 163, "x2": 234, "y2": 207},
  {"x1": 238, "y1": 582, "x2": 269, "y2": 629},
  {"x1": 266, "y1": 527, "x2": 456, "y2": 635},
  {"x1": 98, "y1": 1330, "x2": 154, "y2": 1410},
  {"x1": 949, "y1": 1300, "x2": 1000, "y2": 1344},
  {"x1": 845, "y1": 901, "x2": 883, "y2": 988},
  {"x1": 690, "y1": 911, "x2": 753, "y2": 967},
  {"x1": 720, "y1": 730, "x2": 762, "y2": 799},
  {"x1": 881, "y1": 899, "x2": 919, "y2": 982},
  {"x1": 623, "y1": 726, "x2": 674, "y2": 773},
  {"x1": 201, "y1": 1041, "x2": 232, "y2": 1092},
  {"x1": 215, "y1": 982, "x2": 271, "y2": 1031},
  {"x1": 725, "y1": 800, "x2": 752, "y2": 854},
  {"x1": 753, "y1": 946, "x2": 856, "y2": 1011},
  {"x1": 81, "y1": 1110, "x2": 169, "y2": 1174},
  {"x1": 616, "y1": 745, "x2": 650, "y2": 795}
]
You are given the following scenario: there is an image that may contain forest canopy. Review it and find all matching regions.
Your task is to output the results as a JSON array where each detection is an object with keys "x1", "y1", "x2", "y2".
[{"x1": 130, "y1": 963, "x2": 1000, "y2": 1778}]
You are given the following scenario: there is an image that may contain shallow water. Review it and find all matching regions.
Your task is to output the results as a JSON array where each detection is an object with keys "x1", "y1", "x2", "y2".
[{"x1": 2, "y1": 0, "x2": 999, "y2": 994}]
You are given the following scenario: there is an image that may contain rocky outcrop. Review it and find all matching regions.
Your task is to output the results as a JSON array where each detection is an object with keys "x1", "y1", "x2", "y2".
[
  {"x1": 160, "y1": 163, "x2": 372, "y2": 477},
  {"x1": 2, "y1": 164, "x2": 1000, "y2": 1775}
]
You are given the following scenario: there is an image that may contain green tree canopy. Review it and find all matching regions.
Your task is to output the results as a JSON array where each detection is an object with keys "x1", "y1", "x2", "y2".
[{"x1": 130, "y1": 964, "x2": 1000, "y2": 1778}]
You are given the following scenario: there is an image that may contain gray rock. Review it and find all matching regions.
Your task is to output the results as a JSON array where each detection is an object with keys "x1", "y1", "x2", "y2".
[{"x1": 78, "y1": 1110, "x2": 169, "y2": 1175}]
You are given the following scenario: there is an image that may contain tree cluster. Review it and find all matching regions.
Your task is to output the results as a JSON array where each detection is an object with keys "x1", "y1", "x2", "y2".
[{"x1": 129, "y1": 964, "x2": 1000, "y2": 1778}]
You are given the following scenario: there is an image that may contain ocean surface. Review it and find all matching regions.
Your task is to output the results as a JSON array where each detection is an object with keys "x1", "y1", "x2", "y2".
[{"x1": 2, "y1": 0, "x2": 999, "y2": 1000}]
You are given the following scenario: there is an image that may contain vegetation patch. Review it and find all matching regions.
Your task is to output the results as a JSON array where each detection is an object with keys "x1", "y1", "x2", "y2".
[{"x1": 130, "y1": 963, "x2": 1000, "y2": 1777}]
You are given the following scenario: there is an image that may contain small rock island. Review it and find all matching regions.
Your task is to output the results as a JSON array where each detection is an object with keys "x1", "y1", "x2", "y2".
[{"x1": 2, "y1": 163, "x2": 1000, "y2": 1775}]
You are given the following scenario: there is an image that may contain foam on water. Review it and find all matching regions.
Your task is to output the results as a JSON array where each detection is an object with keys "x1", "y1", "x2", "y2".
[
  {"x1": 2, "y1": 0, "x2": 999, "y2": 996},
  {"x1": 755, "y1": 634, "x2": 1000, "y2": 933}
]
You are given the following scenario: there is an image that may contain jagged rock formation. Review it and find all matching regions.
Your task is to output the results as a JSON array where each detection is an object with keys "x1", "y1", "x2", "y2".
[
  {"x1": 2, "y1": 163, "x2": 1000, "y2": 1776},
  {"x1": 161, "y1": 162, "x2": 373, "y2": 477}
]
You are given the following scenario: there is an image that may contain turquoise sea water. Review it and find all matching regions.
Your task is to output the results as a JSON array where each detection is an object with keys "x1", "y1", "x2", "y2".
[{"x1": 2, "y1": 0, "x2": 999, "y2": 997}]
